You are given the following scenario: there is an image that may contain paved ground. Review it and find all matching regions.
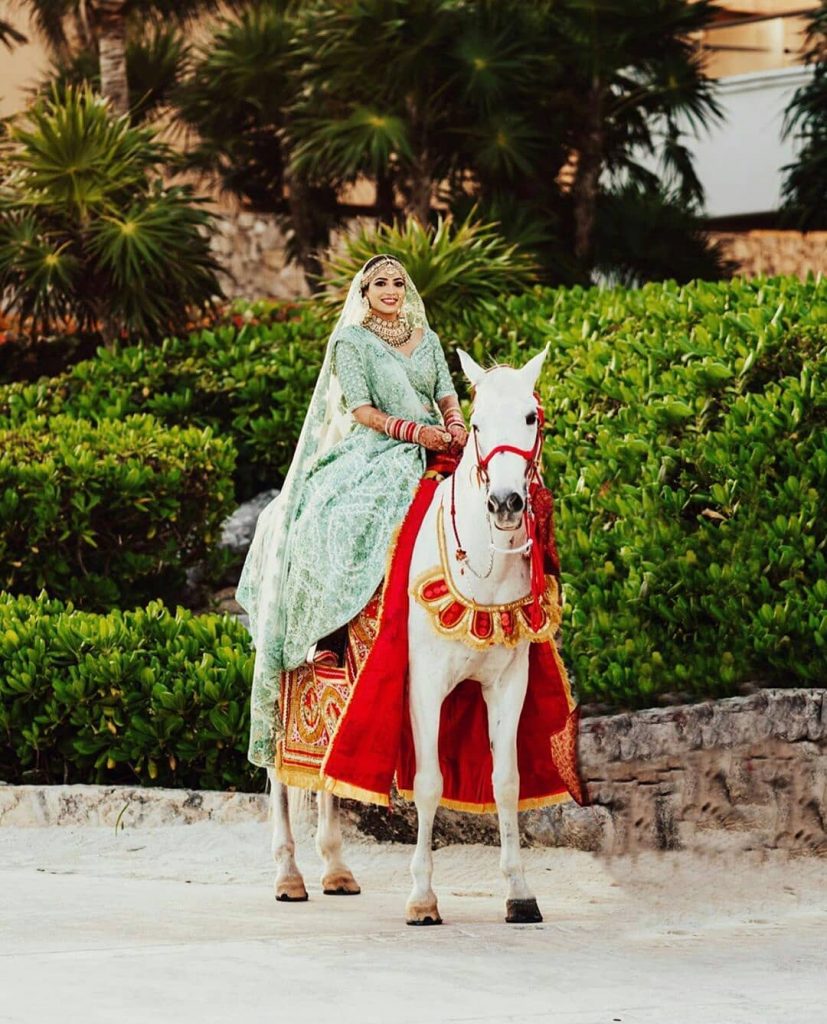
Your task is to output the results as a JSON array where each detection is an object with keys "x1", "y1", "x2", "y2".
[{"x1": 0, "y1": 817, "x2": 824, "y2": 1024}]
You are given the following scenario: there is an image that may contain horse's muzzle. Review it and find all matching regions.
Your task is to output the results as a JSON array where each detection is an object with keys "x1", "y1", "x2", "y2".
[{"x1": 487, "y1": 490, "x2": 525, "y2": 529}]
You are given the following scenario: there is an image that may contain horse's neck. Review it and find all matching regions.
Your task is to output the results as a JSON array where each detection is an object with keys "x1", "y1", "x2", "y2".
[{"x1": 442, "y1": 448, "x2": 531, "y2": 605}]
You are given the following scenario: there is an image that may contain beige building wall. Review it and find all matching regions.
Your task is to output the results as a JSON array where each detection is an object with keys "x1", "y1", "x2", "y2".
[
  {"x1": 697, "y1": 0, "x2": 818, "y2": 79},
  {"x1": 0, "y1": 5, "x2": 49, "y2": 118}
]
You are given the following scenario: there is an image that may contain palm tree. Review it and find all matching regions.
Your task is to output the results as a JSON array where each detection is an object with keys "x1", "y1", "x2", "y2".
[
  {"x1": 174, "y1": 0, "x2": 724, "y2": 286},
  {"x1": 782, "y1": 1, "x2": 827, "y2": 229},
  {"x1": 173, "y1": 2, "x2": 340, "y2": 280},
  {"x1": 0, "y1": 86, "x2": 222, "y2": 341},
  {"x1": 288, "y1": 0, "x2": 554, "y2": 226},
  {"x1": 42, "y1": 26, "x2": 190, "y2": 125},
  {"x1": 289, "y1": 0, "x2": 721, "y2": 278},
  {"x1": 546, "y1": 0, "x2": 721, "y2": 266},
  {"x1": 9, "y1": 0, "x2": 230, "y2": 115}
]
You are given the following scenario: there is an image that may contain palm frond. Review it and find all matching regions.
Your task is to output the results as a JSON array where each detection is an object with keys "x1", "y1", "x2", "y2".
[
  {"x1": 0, "y1": 85, "x2": 221, "y2": 341},
  {"x1": 319, "y1": 212, "x2": 537, "y2": 329},
  {"x1": 0, "y1": 17, "x2": 27, "y2": 49}
]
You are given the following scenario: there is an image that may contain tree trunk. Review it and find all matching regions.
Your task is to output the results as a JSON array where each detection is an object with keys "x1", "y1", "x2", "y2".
[
  {"x1": 571, "y1": 81, "x2": 605, "y2": 269},
  {"x1": 95, "y1": 1, "x2": 129, "y2": 116},
  {"x1": 284, "y1": 170, "x2": 324, "y2": 285},
  {"x1": 402, "y1": 97, "x2": 433, "y2": 224},
  {"x1": 403, "y1": 151, "x2": 436, "y2": 224},
  {"x1": 406, "y1": 166, "x2": 432, "y2": 225},
  {"x1": 375, "y1": 170, "x2": 395, "y2": 225}
]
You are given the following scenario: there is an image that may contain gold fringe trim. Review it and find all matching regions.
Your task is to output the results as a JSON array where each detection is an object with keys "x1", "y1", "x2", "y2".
[
  {"x1": 396, "y1": 787, "x2": 574, "y2": 814},
  {"x1": 323, "y1": 775, "x2": 390, "y2": 807},
  {"x1": 274, "y1": 764, "x2": 326, "y2": 792},
  {"x1": 274, "y1": 743, "x2": 326, "y2": 791}
]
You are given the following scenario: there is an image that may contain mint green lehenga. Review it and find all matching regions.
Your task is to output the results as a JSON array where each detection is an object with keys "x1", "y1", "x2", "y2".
[{"x1": 236, "y1": 267, "x2": 457, "y2": 768}]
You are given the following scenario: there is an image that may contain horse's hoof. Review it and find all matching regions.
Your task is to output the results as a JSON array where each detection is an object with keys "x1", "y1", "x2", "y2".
[
  {"x1": 405, "y1": 900, "x2": 442, "y2": 926},
  {"x1": 505, "y1": 898, "x2": 543, "y2": 924},
  {"x1": 322, "y1": 871, "x2": 361, "y2": 896},
  {"x1": 275, "y1": 876, "x2": 309, "y2": 902}
]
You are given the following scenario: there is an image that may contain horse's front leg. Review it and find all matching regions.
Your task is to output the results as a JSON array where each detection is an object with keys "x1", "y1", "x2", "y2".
[
  {"x1": 316, "y1": 791, "x2": 361, "y2": 896},
  {"x1": 406, "y1": 661, "x2": 445, "y2": 926},
  {"x1": 267, "y1": 768, "x2": 308, "y2": 902},
  {"x1": 482, "y1": 662, "x2": 543, "y2": 924}
]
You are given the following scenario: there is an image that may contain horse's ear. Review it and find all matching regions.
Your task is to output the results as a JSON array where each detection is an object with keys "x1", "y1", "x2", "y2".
[
  {"x1": 520, "y1": 345, "x2": 549, "y2": 391},
  {"x1": 457, "y1": 349, "x2": 487, "y2": 388}
]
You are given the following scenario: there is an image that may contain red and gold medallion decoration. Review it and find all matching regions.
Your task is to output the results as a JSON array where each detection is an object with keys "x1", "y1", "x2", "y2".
[{"x1": 411, "y1": 505, "x2": 561, "y2": 650}]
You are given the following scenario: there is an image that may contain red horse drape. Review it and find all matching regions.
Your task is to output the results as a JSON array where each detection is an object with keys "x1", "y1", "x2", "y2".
[{"x1": 320, "y1": 456, "x2": 586, "y2": 812}]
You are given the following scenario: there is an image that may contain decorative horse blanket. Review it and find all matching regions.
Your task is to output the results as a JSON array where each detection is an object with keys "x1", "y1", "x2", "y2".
[{"x1": 274, "y1": 459, "x2": 586, "y2": 812}]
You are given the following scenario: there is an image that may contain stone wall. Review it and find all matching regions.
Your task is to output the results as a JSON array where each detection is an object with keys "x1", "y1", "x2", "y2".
[
  {"x1": 577, "y1": 688, "x2": 826, "y2": 856},
  {"x1": 2, "y1": 689, "x2": 823, "y2": 857},
  {"x1": 355, "y1": 688, "x2": 827, "y2": 856},
  {"x1": 210, "y1": 211, "x2": 309, "y2": 301},
  {"x1": 710, "y1": 229, "x2": 827, "y2": 279},
  {"x1": 208, "y1": 213, "x2": 827, "y2": 302}
]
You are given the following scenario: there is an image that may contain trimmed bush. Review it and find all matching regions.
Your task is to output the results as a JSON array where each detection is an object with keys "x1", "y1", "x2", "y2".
[
  {"x1": 456, "y1": 275, "x2": 827, "y2": 707},
  {"x1": 0, "y1": 592, "x2": 255, "y2": 789},
  {"x1": 0, "y1": 309, "x2": 326, "y2": 500},
  {"x1": 2, "y1": 276, "x2": 825, "y2": 714},
  {"x1": 0, "y1": 414, "x2": 236, "y2": 609}
]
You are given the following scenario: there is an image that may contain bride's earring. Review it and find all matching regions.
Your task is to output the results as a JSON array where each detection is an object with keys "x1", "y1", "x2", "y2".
[{"x1": 360, "y1": 293, "x2": 370, "y2": 321}]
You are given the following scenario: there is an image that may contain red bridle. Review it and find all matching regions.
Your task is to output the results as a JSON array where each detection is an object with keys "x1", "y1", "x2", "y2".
[
  {"x1": 449, "y1": 393, "x2": 546, "y2": 565},
  {"x1": 471, "y1": 392, "x2": 545, "y2": 486},
  {"x1": 444, "y1": 390, "x2": 551, "y2": 628}
]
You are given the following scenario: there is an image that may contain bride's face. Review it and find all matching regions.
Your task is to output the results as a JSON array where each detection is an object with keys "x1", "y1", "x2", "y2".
[{"x1": 366, "y1": 272, "x2": 406, "y2": 317}]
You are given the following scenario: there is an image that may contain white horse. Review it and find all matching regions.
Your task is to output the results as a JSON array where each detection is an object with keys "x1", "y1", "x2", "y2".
[
  {"x1": 267, "y1": 345, "x2": 550, "y2": 923},
  {"x1": 405, "y1": 346, "x2": 548, "y2": 925}
]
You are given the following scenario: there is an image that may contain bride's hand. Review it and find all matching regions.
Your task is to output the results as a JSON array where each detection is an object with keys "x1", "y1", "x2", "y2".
[
  {"x1": 446, "y1": 424, "x2": 468, "y2": 454},
  {"x1": 419, "y1": 425, "x2": 453, "y2": 452}
]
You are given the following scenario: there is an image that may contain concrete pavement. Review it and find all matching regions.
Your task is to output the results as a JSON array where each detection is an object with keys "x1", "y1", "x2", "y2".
[{"x1": 0, "y1": 818, "x2": 825, "y2": 1024}]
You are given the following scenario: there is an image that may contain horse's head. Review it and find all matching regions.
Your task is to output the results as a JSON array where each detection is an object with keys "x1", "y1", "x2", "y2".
[{"x1": 457, "y1": 346, "x2": 548, "y2": 531}]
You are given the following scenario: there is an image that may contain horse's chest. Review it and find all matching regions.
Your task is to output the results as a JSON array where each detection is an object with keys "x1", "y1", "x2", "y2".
[
  {"x1": 453, "y1": 642, "x2": 528, "y2": 686},
  {"x1": 409, "y1": 602, "x2": 529, "y2": 685}
]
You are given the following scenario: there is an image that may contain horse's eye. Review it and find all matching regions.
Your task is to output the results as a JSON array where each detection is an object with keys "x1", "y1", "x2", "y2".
[{"x1": 526, "y1": 412, "x2": 537, "y2": 426}]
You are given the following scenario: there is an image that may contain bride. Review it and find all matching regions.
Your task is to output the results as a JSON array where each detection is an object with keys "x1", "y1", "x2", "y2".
[{"x1": 236, "y1": 255, "x2": 468, "y2": 769}]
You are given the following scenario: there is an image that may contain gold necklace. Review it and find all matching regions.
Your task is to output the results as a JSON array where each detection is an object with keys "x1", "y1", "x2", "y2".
[{"x1": 363, "y1": 310, "x2": 413, "y2": 347}]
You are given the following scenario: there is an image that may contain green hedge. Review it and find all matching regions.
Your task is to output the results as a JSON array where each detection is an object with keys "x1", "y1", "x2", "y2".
[
  {"x1": 2, "y1": 277, "x2": 826, "y2": 719},
  {"x1": 0, "y1": 306, "x2": 327, "y2": 501},
  {"x1": 0, "y1": 592, "x2": 256, "y2": 789},
  {"x1": 0, "y1": 414, "x2": 236, "y2": 609},
  {"x1": 462, "y1": 275, "x2": 827, "y2": 706}
]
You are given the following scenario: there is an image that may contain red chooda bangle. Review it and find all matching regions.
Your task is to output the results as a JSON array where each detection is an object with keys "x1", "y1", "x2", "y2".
[
  {"x1": 385, "y1": 415, "x2": 424, "y2": 445},
  {"x1": 443, "y1": 408, "x2": 465, "y2": 429}
]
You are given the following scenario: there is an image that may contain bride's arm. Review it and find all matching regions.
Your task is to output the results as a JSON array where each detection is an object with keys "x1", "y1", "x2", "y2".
[
  {"x1": 335, "y1": 334, "x2": 450, "y2": 451},
  {"x1": 352, "y1": 404, "x2": 452, "y2": 452}
]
